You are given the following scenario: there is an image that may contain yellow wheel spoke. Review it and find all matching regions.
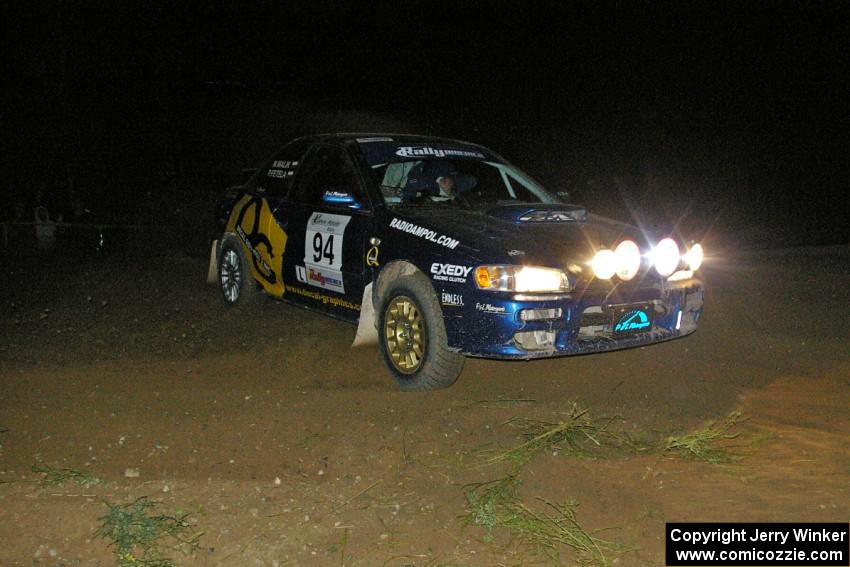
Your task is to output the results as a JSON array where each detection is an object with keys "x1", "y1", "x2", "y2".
[{"x1": 383, "y1": 295, "x2": 427, "y2": 375}]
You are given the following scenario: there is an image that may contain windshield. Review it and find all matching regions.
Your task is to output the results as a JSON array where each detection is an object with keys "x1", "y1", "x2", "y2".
[{"x1": 356, "y1": 139, "x2": 557, "y2": 209}]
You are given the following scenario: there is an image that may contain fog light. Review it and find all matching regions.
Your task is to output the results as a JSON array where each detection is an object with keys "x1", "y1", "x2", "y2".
[
  {"x1": 519, "y1": 308, "x2": 563, "y2": 321},
  {"x1": 667, "y1": 269, "x2": 694, "y2": 282},
  {"x1": 514, "y1": 330, "x2": 556, "y2": 350}
]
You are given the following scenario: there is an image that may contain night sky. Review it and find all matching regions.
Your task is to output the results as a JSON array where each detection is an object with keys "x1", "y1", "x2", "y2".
[{"x1": 5, "y1": 1, "x2": 849, "y2": 247}]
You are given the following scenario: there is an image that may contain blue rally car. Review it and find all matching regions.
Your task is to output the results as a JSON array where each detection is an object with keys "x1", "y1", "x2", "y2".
[{"x1": 211, "y1": 134, "x2": 705, "y2": 390}]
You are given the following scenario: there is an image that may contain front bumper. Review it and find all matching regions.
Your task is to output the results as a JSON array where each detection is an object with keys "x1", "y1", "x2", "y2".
[{"x1": 443, "y1": 278, "x2": 704, "y2": 359}]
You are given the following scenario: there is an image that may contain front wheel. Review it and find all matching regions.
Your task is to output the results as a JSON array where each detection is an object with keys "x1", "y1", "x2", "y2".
[{"x1": 378, "y1": 272, "x2": 465, "y2": 390}]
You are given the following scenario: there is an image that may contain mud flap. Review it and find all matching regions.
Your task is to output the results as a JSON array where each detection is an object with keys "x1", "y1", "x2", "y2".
[
  {"x1": 352, "y1": 283, "x2": 378, "y2": 347},
  {"x1": 206, "y1": 240, "x2": 218, "y2": 284}
]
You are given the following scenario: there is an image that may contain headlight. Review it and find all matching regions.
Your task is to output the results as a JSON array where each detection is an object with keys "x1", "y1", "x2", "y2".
[
  {"x1": 475, "y1": 265, "x2": 570, "y2": 292},
  {"x1": 651, "y1": 238, "x2": 680, "y2": 277},
  {"x1": 684, "y1": 243, "x2": 704, "y2": 271},
  {"x1": 614, "y1": 240, "x2": 641, "y2": 280},
  {"x1": 591, "y1": 249, "x2": 616, "y2": 279}
]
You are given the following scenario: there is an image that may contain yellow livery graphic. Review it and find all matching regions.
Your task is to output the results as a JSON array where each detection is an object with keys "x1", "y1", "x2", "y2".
[{"x1": 225, "y1": 194, "x2": 287, "y2": 297}]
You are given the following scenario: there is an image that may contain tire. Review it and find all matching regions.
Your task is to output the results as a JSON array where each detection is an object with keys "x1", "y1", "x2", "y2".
[
  {"x1": 377, "y1": 271, "x2": 465, "y2": 390},
  {"x1": 217, "y1": 235, "x2": 259, "y2": 306}
]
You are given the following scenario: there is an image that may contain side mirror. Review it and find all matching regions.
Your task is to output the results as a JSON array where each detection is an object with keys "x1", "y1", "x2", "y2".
[{"x1": 322, "y1": 188, "x2": 362, "y2": 209}]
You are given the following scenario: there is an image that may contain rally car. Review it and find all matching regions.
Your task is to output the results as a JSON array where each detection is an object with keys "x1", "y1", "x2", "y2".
[{"x1": 210, "y1": 134, "x2": 705, "y2": 390}]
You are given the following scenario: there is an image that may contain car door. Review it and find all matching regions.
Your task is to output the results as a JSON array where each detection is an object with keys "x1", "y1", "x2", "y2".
[
  {"x1": 281, "y1": 143, "x2": 372, "y2": 320},
  {"x1": 224, "y1": 140, "x2": 309, "y2": 298}
]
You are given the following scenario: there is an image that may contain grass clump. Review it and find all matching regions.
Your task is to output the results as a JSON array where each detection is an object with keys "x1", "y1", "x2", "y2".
[
  {"x1": 32, "y1": 463, "x2": 101, "y2": 488},
  {"x1": 465, "y1": 476, "x2": 521, "y2": 536},
  {"x1": 486, "y1": 404, "x2": 616, "y2": 468},
  {"x1": 96, "y1": 496, "x2": 202, "y2": 567},
  {"x1": 464, "y1": 405, "x2": 749, "y2": 563},
  {"x1": 662, "y1": 411, "x2": 744, "y2": 464},
  {"x1": 465, "y1": 476, "x2": 614, "y2": 565},
  {"x1": 486, "y1": 406, "x2": 750, "y2": 467},
  {"x1": 467, "y1": 404, "x2": 624, "y2": 564}
]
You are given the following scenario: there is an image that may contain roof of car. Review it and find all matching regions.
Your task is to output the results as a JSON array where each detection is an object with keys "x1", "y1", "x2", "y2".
[{"x1": 296, "y1": 132, "x2": 490, "y2": 150}]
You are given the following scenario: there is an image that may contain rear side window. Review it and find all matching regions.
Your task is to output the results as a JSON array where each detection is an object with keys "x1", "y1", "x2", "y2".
[
  {"x1": 255, "y1": 139, "x2": 311, "y2": 199},
  {"x1": 292, "y1": 145, "x2": 367, "y2": 207}
]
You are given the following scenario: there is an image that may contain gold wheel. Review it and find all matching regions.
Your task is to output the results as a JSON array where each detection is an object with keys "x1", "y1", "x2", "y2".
[{"x1": 383, "y1": 295, "x2": 427, "y2": 375}]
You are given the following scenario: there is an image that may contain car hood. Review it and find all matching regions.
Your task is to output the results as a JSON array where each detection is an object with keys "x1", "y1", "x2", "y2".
[{"x1": 388, "y1": 204, "x2": 646, "y2": 267}]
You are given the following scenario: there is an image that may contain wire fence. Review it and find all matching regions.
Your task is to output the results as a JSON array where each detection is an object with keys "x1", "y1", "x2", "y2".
[
  {"x1": 2, "y1": 221, "x2": 144, "y2": 246},
  {"x1": 1, "y1": 220, "x2": 213, "y2": 260}
]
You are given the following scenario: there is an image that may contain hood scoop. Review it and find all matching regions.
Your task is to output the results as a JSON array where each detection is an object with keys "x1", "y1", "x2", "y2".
[{"x1": 486, "y1": 203, "x2": 588, "y2": 224}]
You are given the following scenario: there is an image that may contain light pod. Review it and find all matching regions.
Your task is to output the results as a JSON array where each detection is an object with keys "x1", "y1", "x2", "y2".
[
  {"x1": 591, "y1": 249, "x2": 616, "y2": 279},
  {"x1": 614, "y1": 240, "x2": 641, "y2": 280},
  {"x1": 684, "y1": 243, "x2": 704, "y2": 271},
  {"x1": 652, "y1": 238, "x2": 680, "y2": 277}
]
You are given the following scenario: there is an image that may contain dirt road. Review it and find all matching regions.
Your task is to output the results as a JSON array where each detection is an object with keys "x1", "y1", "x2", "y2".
[{"x1": 1, "y1": 246, "x2": 848, "y2": 565}]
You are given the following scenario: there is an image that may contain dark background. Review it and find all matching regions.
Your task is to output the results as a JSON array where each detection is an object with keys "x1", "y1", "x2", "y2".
[{"x1": 4, "y1": 1, "x2": 848, "y2": 254}]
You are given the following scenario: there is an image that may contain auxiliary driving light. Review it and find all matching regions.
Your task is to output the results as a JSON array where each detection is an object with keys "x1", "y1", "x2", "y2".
[
  {"x1": 684, "y1": 243, "x2": 704, "y2": 271},
  {"x1": 651, "y1": 238, "x2": 680, "y2": 277},
  {"x1": 614, "y1": 240, "x2": 641, "y2": 280},
  {"x1": 591, "y1": 249, "x2": 617, "y2": 279}
]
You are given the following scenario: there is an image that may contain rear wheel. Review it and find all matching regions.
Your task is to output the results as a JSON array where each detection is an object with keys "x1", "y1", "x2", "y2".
[
  {"x1": 378, "y1": 272, "x2": 464, "y2": 390},
  {"x1": 218, "y1": 236, "x2": 258, "y2": 306}
]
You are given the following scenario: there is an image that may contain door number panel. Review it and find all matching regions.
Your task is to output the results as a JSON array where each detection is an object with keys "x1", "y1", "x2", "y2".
[{"x1": 300, "y1": 212, "x2": 351, "y2": 294}]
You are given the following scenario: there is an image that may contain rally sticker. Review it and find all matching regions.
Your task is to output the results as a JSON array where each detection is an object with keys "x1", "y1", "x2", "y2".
[
  {"x1": 304, "y1": 212, "x2": 350, "y2": 293},
  {"x1": 441, "y1": 292, "x2": 464, "y2": 307},
  {"x1": 389, "y1": 218, "x2": 459, "y2": 250},
  {"x1": 476, "y1": 302, "x2": 507, "y2": 314},
  {"x1": 267, "y1": 160, "x2": 298, "y2": 178},
  {"x1": 306, "y1": 266, "x2": 345, "y2": 294},
  {"x1": 394, "y1": 146, "x2": 485, "y2": 159},
  {"x1": 287, "y1": 285, "x2": 360, "y2": 312},
  {"x1": 431, "y1": 262, "x2": 472, "y2": 283}
]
